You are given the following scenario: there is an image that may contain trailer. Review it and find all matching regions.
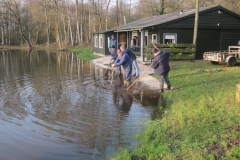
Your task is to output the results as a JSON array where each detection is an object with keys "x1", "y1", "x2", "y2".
[{"x1": 203, "y1": 46, "x2": 240, "y2": 66}]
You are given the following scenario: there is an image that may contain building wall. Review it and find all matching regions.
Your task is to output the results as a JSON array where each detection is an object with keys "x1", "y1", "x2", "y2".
[
  {"x1": 163, "y1": 8, "x2": 240, "y2": 29},
  {"x1": 159, "y1": 28, "x2": 193, "y2": 44},
  {"x1": 220, "y1": 29, "x2": 240, "y2": 50},
  {"x1": 159, "y1": 8, "x2": 240, "y2": 59},
  {"x1": 93, "y1": 33, "x2": 105, "y2": 55},
  {"x1": 93, "y1": 32, "x2": 117, "y2": 56},
  {"x1": 196, "y1": 29, "x2": 221, "y2": 59}
]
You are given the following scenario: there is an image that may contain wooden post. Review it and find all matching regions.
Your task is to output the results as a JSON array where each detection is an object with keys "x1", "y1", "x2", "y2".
[
  {"x1": 237, "y1": 84, "x2": 240, "y2": 103},
  {"x1": 140, "y1": 29, "x2": 145, "y2": 62}
]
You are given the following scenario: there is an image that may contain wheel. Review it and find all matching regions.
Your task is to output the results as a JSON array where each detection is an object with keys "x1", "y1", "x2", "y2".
[
  {"x1": 227, "y1": 57, "x2": 236, "y2": 67},
  {"x1": 211, "y1": 61, "x2": 219, "y2": 65}
]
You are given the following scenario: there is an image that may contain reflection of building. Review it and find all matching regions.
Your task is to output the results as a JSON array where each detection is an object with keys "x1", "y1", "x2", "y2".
[{"x1": 93, "y1": 5, "x2": 240, "y2": 60}]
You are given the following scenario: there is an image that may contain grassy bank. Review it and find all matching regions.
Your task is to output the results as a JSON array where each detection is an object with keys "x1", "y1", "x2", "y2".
[
  {"x1": 67, "y1": 47, "x2": 100, "y2": 61},
  {"x1": 0, "y1": 45, "x2": 99, "y2": 61},
  {"x1": 112, "y1": 61, "x2": 240, "y2": 160}
]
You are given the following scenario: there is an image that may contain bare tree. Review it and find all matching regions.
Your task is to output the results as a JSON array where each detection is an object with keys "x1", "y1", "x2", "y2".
[
  {"x1": 116, "y1": 0, "x2": 119, "y2": 26},
  {"x1": 66, "y1": 0, "x2": 73, "y2": 45},
  {"x1": 43, "y1": 0, "x2": 51, "y2": 45},
  {"x1": 75, "y1": 0, "x2": 80, "y2": 45},
  {"x1": 0, "y1": 1, "x2": 5, "y2": 46},
  {"x1": 2, "y1": 0, "x2": 32, "y2": 48},
  {"x1": 80, "y1": 0, "x2": 83, "y2": 43}
]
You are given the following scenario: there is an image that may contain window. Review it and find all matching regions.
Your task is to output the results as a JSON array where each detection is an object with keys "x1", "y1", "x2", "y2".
[
  {"x1": 152, "y1": 34, "x2": 157, "y2": 44},
  {"x1": 163, "y1": 33, "x2": 177, "y2": 44},
  {"x1": 99, "y1": 34, "x2": 103, "y2": 48},
  {"x1": 94, "y1": 34, "x2": 98, "y2": 47},
  {"x1": 132, "y1": 31, "x2": 138, "y2": 38},
  {"x1": 145, "y1": 30, "x2": 148, "y2": 46},
  {"x1": 132, "y1": 31, "x2": 139, "y2": 47}
]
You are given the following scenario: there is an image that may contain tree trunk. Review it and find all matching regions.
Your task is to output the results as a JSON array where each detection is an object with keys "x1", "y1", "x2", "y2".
[
  {"x1": 62, "y1": 0, "x2": 67, "y2": 43},
  {"x1": 19, "y1": 24, "x2": 32, "y2": 48},
  {"x1": 8, "y1": 12, "x2": 11, "y2": 45},
  {"x1": 53, "y1": 0, "x2": 64, "y2": 50},
  {"x1": 88, "y1": 10, "x2": 91, "y2": 43},
  {"x1": 1, "y1": 24, "x2": 4, "y2": 46},
  {"x1": 33, "y1": 28, "x2": 39, "y2": 45},
  {"x1": 193, "y1": 0, "x2": 199, "y2": 44},
  {"x1": 44, "y1": 0, "x2": 50, "y2": 45},
  {"x1": 105, "y1": 0, "x2": 111, "y2": 30},
  {"x1": 75, "y1": 0, "x2": 80, "y2": 45},
  {"x1": 116, "y1": 0, "x2": 119, "y2": 26},
  {"x1": 67, "y1": 0, "x2": 73, "y2": 46},
  {"x1": 80, "y1": 0, "x2": 83, "y2": 43},
  {"x1": 1, "y1": 2, "x2": 4, "y2": 46}
]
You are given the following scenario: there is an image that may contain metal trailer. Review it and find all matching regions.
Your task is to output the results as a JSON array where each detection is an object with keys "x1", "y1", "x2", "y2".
[{"x1": 203, "y1": 46, "x2": 240, "y2": 66}]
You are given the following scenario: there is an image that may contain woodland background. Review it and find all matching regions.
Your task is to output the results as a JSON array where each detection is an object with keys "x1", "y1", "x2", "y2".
[{"x1": 0, "y1": 0, "x2": 239, "y2": 49}]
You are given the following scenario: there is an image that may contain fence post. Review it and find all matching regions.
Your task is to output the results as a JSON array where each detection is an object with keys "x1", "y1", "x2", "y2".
[{"x1": 236, "y1": 84, "x2": 240, "y2": 103}]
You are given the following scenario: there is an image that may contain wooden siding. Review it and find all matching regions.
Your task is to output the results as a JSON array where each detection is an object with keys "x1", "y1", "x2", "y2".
[
  {"x1": 158, "y1": 28, "x2": 222, "y2": 59},
  {"x1": 147, "y1": 27, "x2": 159, "y2": 44},
  {"x1": 196, "y1": 29, "x2": 221, "y2": 59},
  {"x1": 159, "y1": 28, "x2": 193, "y2": 44},
  {"x1": 93, "y1": 32, "x2": 116, "y2": 56},
  {"x1": 104, "y1": 32, "x2": 115, "y2": 55},
  {"x1": 162, "y1": 9, "x2": 240, "y2": 29},
  {"x1": 220, "y1": 30, "x2": 240, "y2": 50}
]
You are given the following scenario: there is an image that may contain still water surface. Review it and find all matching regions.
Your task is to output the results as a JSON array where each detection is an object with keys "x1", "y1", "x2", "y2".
[{"x1": 0, "y1": 50, "x2": 161, "y2": 160}]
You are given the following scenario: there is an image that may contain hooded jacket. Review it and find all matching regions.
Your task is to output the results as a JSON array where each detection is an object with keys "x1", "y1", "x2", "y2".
[
  {"x1": 151, "y1": 51, "x2": 170, "y2": 75},
  {"x1": 124, "y1": 49, "x2": 136, "y2": 61},
  {"x1": 110, "y1": 48, "x2": 118, "y2": 61}
]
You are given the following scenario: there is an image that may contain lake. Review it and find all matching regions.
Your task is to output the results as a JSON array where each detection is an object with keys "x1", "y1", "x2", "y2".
[{"x1": 0, "y1": 50, "x2": 162, "y2": 160}]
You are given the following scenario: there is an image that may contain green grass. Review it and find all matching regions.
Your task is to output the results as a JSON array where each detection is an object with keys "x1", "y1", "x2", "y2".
[
  {"x1": 68, "y1": 47, "x2": 100, "y2": 61},
  {"x1": 111, "y1": 60, "x2": 240, "y2": 160}
]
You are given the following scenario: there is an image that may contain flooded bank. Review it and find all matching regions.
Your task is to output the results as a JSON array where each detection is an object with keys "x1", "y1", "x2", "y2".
[{"x1": 0, "y1": 50, "x2": 164, "y2": 160}]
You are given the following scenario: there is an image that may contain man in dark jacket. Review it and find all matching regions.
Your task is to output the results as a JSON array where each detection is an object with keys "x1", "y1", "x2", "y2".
[
  {"x1": 120, "y1": 45, "x2": 140, "y2": 78},
  {"x1": 110, "y1": 45, "x2": 121, "y2": 76},
  {"x1": 112, "y1": 49, "x2": 132, "y2": 87},
  {"x1": 151, "y1": 48, "x2": 171, "y2": 92}
]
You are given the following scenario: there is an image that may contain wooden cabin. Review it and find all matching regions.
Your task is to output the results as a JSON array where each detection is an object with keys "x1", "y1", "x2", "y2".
[{"x1": 93, "y1": 5, "x2": 240, "y2": 61}]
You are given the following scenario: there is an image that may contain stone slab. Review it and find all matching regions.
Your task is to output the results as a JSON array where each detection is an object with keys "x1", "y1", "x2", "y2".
[{"x1": 91, "y1": 57, "x2": 168, "y2": 90}]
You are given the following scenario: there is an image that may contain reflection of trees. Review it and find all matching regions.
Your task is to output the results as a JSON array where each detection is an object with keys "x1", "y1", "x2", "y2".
[
  {"x1": 0, "y1": 50, "x2": 166, "y2": 158},
  {"x1": 0, "y1": 50, "x2": 118, "y2": 155}
]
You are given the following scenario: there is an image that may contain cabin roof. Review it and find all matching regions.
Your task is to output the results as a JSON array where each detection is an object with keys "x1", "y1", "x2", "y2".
[{"x1": 94, "y1": 5, "x2": 240, "y2": 34}]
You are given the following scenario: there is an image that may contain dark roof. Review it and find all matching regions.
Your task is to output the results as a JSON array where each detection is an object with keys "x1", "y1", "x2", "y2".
[{"x1": 95, "y1": 5, "x2": 240, "y2": 33}]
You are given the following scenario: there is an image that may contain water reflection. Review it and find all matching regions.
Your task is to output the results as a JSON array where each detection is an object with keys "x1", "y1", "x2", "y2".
[{"x1": 0, "y1": 50, "x2": 165, "y2": 160}]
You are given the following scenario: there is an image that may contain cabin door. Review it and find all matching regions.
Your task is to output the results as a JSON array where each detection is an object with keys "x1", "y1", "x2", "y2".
[{"x1": 118, "y1": 32, "x2": 127, "y2": 47}]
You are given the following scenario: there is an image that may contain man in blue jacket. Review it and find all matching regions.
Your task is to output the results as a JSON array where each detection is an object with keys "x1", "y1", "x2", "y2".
[
  {"x1": 112, "y1": 49, "x2": 132, "y2": 87},
  {"x1": 120, "y1": 45, "x2": 140, "y2": 78},
  {"x1": 151, "y1": 48, "x2": 171, "y2": 92},
  {"x1": 109, "y1": 35, "x2": 117, "y2": 52}
]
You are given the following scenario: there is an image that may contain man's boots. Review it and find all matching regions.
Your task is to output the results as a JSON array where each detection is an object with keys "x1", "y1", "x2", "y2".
[
  {"x1": 123, "y1": 80, "x2": 127, "y2": 87},
  {"x1": 159, "y1": 87, "x2": 164, "y2": 93},
  {"x1": 126, "y1": 81, "x2": 131, "y2": 87},
  {"x1": 166, "y1": 83, "x2": 171, "y2": 90}
]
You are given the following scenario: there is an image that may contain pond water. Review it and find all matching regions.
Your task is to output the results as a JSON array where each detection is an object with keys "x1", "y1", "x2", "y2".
[{"x1": 0, "y1": 50, "x2": 163, "y2": 160}]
